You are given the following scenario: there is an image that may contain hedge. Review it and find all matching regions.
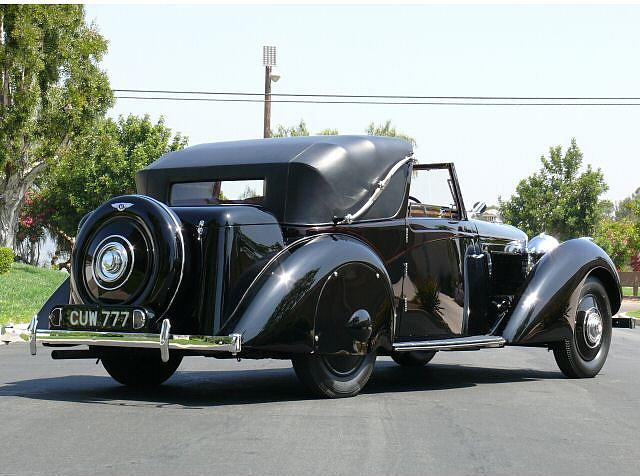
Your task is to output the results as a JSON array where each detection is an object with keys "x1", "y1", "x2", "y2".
[{"x1": 0, "y1": 247, "x2": 14, "y2": 274}]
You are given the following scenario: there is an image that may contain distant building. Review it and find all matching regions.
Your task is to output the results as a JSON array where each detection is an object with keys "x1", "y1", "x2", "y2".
[{"x1": 477, "y1": 207, "x2": 503, "y2": 223}]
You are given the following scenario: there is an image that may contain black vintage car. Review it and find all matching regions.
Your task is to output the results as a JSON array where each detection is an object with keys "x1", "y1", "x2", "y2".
[{"x1": 26, "y1": 135, "x2": 631, "y2": 398}]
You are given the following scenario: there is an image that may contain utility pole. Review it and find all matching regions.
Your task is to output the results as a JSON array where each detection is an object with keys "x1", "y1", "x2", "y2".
[
  {"x1": 263, "y1": 63, "x2": 272, "y2": 138},
  {"x1": 262, "y1": 46, "x2": 279, "y2": 138}
]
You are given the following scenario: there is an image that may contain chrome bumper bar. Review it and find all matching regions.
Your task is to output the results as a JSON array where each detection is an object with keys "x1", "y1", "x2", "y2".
[{"x1": 23, "y1": 316, "x2": 241, "y2": 362}]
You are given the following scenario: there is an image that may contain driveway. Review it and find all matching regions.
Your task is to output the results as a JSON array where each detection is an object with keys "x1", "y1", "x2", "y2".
[{"x1": 1, "y1": 329, "x2": 638, "y2": 476}]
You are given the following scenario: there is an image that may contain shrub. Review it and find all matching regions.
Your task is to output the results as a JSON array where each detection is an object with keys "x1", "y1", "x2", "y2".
[{"x1": 0, "y1": 247, "x2": 14, "y2": 274}]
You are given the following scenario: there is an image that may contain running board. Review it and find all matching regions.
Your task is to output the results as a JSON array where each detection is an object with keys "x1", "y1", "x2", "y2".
[{"x1": 393, "y1": 336, "x2": 506, "y2": 352}]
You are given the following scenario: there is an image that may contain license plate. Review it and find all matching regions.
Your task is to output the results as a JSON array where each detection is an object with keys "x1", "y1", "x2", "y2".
[{"x1": 61, "y1": 306, "x2": 144, "y2": 331}]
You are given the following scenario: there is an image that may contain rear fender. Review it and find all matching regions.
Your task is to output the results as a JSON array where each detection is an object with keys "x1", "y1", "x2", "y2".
[
  {"x1": 221, "y1": 233, "x2": 394, "y2": 354},
  {"x1": 314, "y1": 260, "x2": 394, "y2": 355},
  {"x1": 36, "y1": 277, "x2": 71, "y2": 330},
  {"x1": 501, "y1": 238, "x2": 621, "y2": 345}
]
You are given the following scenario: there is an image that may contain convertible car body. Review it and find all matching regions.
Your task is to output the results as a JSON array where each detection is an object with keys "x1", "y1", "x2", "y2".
[{"x1": 25, "y1": 135, "x2": 631, "y2": 397}]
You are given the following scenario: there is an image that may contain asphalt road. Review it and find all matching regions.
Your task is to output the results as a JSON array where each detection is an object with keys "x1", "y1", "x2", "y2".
[{"x1": 1, "y1": 329, "x2": 639, "y2": 476}]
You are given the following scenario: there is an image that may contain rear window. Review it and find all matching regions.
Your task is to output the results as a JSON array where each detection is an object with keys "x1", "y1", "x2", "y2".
[{"x1": 170, "y1": 179, "x2": 265, "y2": 206}]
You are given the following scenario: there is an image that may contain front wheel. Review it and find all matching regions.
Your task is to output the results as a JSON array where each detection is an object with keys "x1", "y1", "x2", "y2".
[
  {"x1": 100, "y1": 349, "x2": 182, "y2": 387},
  {"x1": 292, "y1": 352, "x2": 376, "y2": 398},
  {"x1": 553, "y1": 277, "x2": 612, "y2": 378}
]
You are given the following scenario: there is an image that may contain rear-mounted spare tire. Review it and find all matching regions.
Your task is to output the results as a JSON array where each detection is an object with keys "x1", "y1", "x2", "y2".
[{"x1": 71, "y1": 195, "x2": 186, "y2": 321}]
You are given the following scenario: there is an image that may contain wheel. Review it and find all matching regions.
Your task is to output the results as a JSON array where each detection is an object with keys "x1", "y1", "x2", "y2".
[
  {"x1": 292, "y1": 352, "x2": 376, "y2": 398},
  {"x1": 100, "y1": 349, "x2": 182, "y2": 387},
  {"x1": 72, "y1": 195, "x2": 186, "y2": 320},
  {"x1": 391, "y1": 350, "x2": 436, "y2": 367},
  {"x1": 553, "y1": 277, "x2": 612, "y2": 378}
]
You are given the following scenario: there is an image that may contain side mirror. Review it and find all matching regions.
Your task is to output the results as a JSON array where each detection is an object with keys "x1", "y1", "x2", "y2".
[{"x1": 471, "y1": 201, "x2": 487, "y2": 215}]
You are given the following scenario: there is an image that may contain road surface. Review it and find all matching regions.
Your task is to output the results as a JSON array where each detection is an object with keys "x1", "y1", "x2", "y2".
[{"x1": 1, "y1": 329, "x2": 638, "y2": 476}]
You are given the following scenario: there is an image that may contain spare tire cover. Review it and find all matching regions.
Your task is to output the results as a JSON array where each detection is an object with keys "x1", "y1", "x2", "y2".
[{"x1": 71, "y1": 195, "x2": 185, "y2": 319}]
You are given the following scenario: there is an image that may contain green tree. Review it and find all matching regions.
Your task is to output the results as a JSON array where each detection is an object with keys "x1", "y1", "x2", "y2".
[
  {"x1": 0, "y1": 5, "x2": 112, "y2": 248},
  {"x1": 272, "y1": 121, "x2": 339, "y2": 137},
  {"x1": 318, "y1": 128, "x2": 339, "y2": 135},
  {"x1": 593, "y1": 218, "x2": 640, "y2": 269},
  {"x1": 37, "y1": 114, "x2": 187, "y2": 253},
  {"x1": 271, "y1": 119, "x2": 310, "y2": 138},
  {"x1": 271, "y1": 119, "x2": 415, "y2": 144},
  {"x1": 615, "y1": 187, "x2": 640, "y2": 221},
  {"x1": 597, "y1": 199, "x2": 615, "y2": 220},
  {"x1": 366, "y1": 120, "x2": 416, "y2": 146},
  {"x1": 499, "y1": 139, "x2": 608, "y2": 241}
]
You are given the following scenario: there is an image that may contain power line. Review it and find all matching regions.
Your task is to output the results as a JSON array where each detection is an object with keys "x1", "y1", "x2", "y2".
[
  {"x1": 113, "y1": 88, "x2": 640, "y2": 101},
  {"x1": 114, "y1": 95, "x2": 640, "y2": 106}
]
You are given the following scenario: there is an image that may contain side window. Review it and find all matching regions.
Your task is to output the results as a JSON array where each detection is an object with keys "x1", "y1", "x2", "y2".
[{"x1": 408, "y1": 168, "x2": 460, "y2": 219}]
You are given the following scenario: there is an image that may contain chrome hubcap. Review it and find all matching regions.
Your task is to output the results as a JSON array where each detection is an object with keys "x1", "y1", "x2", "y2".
[
  {"x1": 583, "y1": 307, "x2": 603, "y2": 348},
  {"x1": 94, "y1": 241, "x2": 129, "y2": 283}
]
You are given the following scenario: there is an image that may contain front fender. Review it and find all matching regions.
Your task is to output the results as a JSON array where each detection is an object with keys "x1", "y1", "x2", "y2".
[
  {"x1": 501, "y1": 238, "x2": 621, "y2": 345},
  {"x1": 221, "y1": 233, "x2": 394, "y2": 354}
]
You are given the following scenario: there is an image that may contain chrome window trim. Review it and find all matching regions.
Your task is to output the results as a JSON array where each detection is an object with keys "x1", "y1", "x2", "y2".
[{"x1": 335, "y1": 154, "x2": 415, "y2": 225}]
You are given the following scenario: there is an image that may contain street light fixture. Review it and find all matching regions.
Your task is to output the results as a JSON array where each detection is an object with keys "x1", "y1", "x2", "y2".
[{"x1": 263, "y1": 46, "x2": 280, "y2": 138}]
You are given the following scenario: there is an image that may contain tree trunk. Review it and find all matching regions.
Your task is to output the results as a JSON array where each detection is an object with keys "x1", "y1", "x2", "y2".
[
  {"x1": 0, "y1": 161, "x2": 44, "y2": 249},
  {"x1": 0, "y1": 173, "x2": 29, "y2": 249}
]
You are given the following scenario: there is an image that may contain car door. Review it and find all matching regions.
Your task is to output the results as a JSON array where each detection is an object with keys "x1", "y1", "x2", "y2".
[{"x1": 396, "y1": 163, "x2": 478, "y2": 341}]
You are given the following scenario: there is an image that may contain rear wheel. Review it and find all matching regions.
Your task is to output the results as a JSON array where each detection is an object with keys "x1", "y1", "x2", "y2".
[
  {"x1": 100, "y1": 349, "x2": 182, "y2": 387},
  {"x1": 553, "y1": 277, "x2": 612, "y2": 378},
  {"x1": 391, "y1": 350, "x2": 436, "y2": 367},
  {"x1": 292, "y1": 352, "x2": 376, "y2": 398}
]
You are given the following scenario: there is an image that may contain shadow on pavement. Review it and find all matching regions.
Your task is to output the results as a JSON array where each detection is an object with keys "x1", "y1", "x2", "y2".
[{"x1": 0, "y1": 359, "x2": 562, "y2": 408}]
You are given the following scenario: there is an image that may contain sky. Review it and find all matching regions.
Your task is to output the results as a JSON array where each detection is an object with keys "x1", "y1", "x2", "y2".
[{"x1": 85, "y1": 4, "x2": 640, "y2": 208}]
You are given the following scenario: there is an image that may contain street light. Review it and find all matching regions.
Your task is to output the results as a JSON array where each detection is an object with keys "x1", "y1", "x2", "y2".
[{"x1": 263, "y1": 45, "x2": 280, "y2": 138}]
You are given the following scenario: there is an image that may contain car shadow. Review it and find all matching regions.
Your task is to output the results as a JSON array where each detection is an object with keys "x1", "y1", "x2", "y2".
[{"x1": 0, "y1": 360, "x2": 562, "y2": 408}]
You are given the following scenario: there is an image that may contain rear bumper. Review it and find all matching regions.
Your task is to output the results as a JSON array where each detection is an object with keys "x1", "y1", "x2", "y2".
[{"x1": 23, "y1": 316, "x2": 242, "y2": 362}]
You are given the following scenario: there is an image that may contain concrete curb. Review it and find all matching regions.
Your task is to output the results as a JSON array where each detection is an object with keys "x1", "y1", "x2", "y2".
[{"x1": 0, "y1": 323, "x2": 28, "y2": 345}]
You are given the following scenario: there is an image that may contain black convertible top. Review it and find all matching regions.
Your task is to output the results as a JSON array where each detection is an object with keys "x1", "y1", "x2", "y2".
[{"x1": 136, "y1": 135, "x2": 413, "y2": 224}]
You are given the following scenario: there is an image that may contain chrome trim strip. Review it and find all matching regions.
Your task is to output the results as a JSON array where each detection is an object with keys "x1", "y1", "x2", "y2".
[
  {"x1": 393, "y1": 335, "x2": 506, "y2": 352},
  {"x1": 23, "y1": 328, "x2": 242, "y2": 354},
  {"x1": 336, "y1": 154, "x2": 415, "y2": 225}
]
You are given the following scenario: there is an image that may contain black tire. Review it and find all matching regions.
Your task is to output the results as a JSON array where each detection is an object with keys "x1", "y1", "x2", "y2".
[
  {"x1": 553, "y1": 277, "x2": 612, "y2": 378},
  {"x1": 72, "y1": 195, "x2": 186, "y2": 320},
  {"x1": 391, "y1": 350, "x2": 436, "y2": 367},
  {"x1": 100, "y1": 349, "x2": 182, "y2": 387},
  {"x1": 292, "y1": 352, "x2": 376, "y2": 398}
]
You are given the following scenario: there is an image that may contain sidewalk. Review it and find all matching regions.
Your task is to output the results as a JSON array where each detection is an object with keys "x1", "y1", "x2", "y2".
[{"x1": 0, "y1": 323, "x2": 28, "y2": 345}]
